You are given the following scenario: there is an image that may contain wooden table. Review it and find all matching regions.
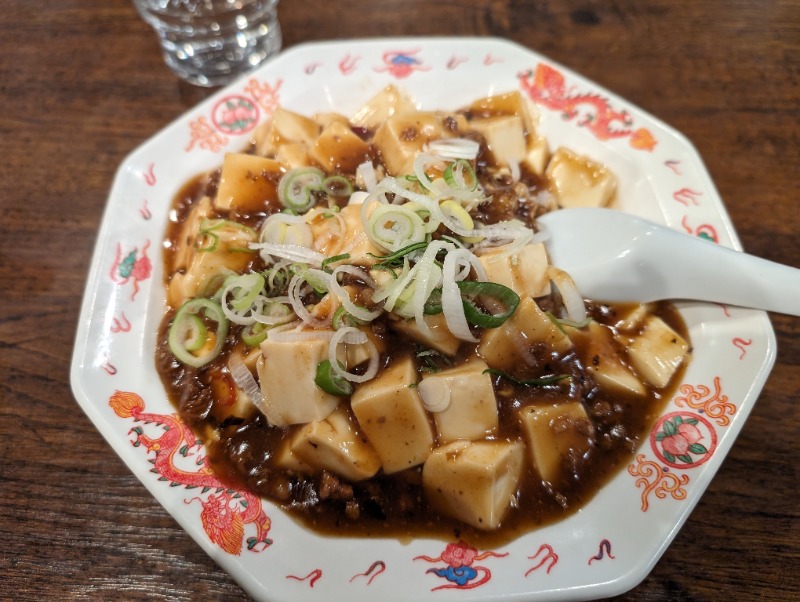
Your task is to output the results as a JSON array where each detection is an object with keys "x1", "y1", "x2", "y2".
[{"x1": 2, "y1": 0, "x2": 798, "y2": 599}]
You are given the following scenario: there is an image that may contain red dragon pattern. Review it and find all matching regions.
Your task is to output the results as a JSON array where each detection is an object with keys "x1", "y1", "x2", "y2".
[
  {"x1": 519, "y1": 64, "x2": 657, "y2": 151},
  {"x1": 109, "y1": 391, "x2": 272, "y2": 555}
]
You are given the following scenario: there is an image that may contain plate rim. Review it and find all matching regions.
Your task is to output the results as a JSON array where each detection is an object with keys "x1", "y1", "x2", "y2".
[{"x1": 70, "y1": 35, "x2": 777, "y2": 602}]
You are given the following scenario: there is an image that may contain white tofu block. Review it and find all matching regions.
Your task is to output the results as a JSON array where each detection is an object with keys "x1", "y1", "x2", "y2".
[
  {"x1": 612, "y1": 303, "x2": 654, "y2": 332},
  {"x1": 518, "y1": 401, "x2": 593, "y2": 483},
  {"x1": 627, "y1": 316, "x2": 690, "y2": 388},
  {"x1": 566, "y1": 321, "x2": 646, "y2": 397},
  {"x1": 257, "y1": 337, "x2": 340, "y2": 426},
  {"x1": 468, "y1": 91, "x2": 536, "y2": 138},
  {"x1": 350, "y1": 357, "x2": 434, "y2": 473},
  {"x1": 523, "y1": 136, "x2": 550, "y2": 176},
  {"x1": 372, "y1": 111, "x2": 445, "y2": 176},
  {"x1": 167, "y1": 199, "x2": 256, "y2": 308},
  {"x1": 469, "y1": 115, "x2": 526, "y2": 169},
  {"x1": 215, "y1": 153, "x2": 285, "y2": 212},
  {"x1": 310, "y1": 121, "x2": 371, "y2": 174},
  {"x1": 388, "y1": 313, "x2": 461, "y2": 357},
  {"x1": 275, "y1": 142, "x2": 312, "y2": 171},
  {"x1": 312, "y1": 111, "x2": 351, "y2": 130},
  {"x1": 288, "y1": 407, "x2": 382, "y2": 481},
  {"x1": 351, "y1": 85, "x2": 417, "y2": 130},
  {"x1": 423, "y1": 439, "x2": 524, "y2": 530},
  {"x1": 421, "y1": 358, "x2": 498, "y2": 443},
  {"x1": 271, "y1": 107, "x2": 320, "y2": 147},
  {"x1": 545, "y1": 147, "x2": 617, "y2": 209},
  {"x1": 478, "y1": 297, "x2": 573, "y2": 371},
  {"x1": 477, "y1": 243, "x2": 551, "y2": 299},
  {"x1": 273, "y1": 433, "x2": 315, "y2": 474}
]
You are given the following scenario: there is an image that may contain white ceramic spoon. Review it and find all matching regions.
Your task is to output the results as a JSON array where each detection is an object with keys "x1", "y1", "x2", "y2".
[{"x1": 536, "y1": 207, "x2": 800, "y2": 316}]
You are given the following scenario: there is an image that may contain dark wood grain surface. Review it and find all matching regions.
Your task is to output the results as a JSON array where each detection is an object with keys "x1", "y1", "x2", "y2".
[{"x1": 1, "y1": 0, "x2": 798, "y2": 599}]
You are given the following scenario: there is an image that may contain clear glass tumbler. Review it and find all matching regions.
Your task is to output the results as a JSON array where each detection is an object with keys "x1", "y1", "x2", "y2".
[{"x1": 132, "y1": 0, "x2": 281, "y2": 87}]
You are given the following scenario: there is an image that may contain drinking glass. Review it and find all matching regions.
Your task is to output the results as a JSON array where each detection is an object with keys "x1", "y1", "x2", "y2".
[{"x1": 132, "y1": 0, "x2": 282, "y2": 87}]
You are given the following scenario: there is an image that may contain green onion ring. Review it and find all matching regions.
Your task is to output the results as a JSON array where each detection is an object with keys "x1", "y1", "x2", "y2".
[
  {"x1": 323, "y1": 175, "x2": 354, "y2": 197},
  {"x1": 278, "y1": 167, "x2": 325, "y2": 213},
  {"x1": 443, "y1": 159, "x2": 478, "y2": 191},
  {"x1": 457, "y1": 281, "x2": 520, "y2": 328},
  {"x1": 168, "y1": 298, "x2": 229, "y2": 368},
  {"x1": 241, "y1": 321, "x2": 269, "y2": 347},
  {"x1": 314, "y1": 360, "x2": 354, "y2": 396}
]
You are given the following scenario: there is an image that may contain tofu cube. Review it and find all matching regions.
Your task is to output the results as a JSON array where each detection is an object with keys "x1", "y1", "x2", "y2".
[
  {"x1": 468, "y1": 91, "x2": 536, "y2": 137},
  {"x1": 215, "y1": 153, "x2": 285, "y2": 212},
  {"x1": 167, "y1": 200, "x2": 257, "y2": 308},
  {"x1": 350, "y1": 357, "x2": 434, "y2": 473},
  {"x1": 287, "y1": 407, "x2": 382, "y2": 481},
  {"x1": 275, "y1": 142, "x2": 312, "y2": 171},
  {"x1": 270, "y1": 107, "x2": 321, "y2": 147},
  {"x1": 612, "y1": 303, "x2": 654, "y2": 332},
  {"x1": 310, "y1": 121, "x2": 371, "y2": 174},
  {"x1": 524, "y1": 136, "x2": 550, "y2": 176},
  {"x1": 517, "y1": 401, "x2": 594, "y2": 483},
  {"x1": 421, "y1": 358, "x2": 498, "y2": 443},
  {"x1": 469, "y1": 115, "x2": 526, "y2": 170},
  {"x1": 423, "y1": 439, "x2": 524, "y2": 530},
  {"x1": 313, "y1": 112, "x2": 352, "y2": 130},
  {"x1": 627, "y1": 316, "x2": 690, "y2": 388},
  {"x1": 566, "y1": 321, "x2": 646, "y2": 396},
  {"x1": 372, "y1": 111, "x2": 445, "y2": 176},
  {"x1": 351, "y1": 85, "x2": 417, "y2": 130},
  {"x1": 388, "y1": 313, "x2": 461, "y2": 357},
  {"x1": 477, "y1": 243, "x2": 551, "y2": 299},
  {"x1": 257, "y1": 336, "x2": 340, "y2": 426},
  {"x1": 545, "y1": 147, "x2": 617, "y2": 209},
  {"x1": 478, "y1": 297, "x2": 573, "y2": 371}
]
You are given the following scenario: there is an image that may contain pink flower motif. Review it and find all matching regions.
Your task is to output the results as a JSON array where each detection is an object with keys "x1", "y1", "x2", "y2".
[{"x1": 441, "y1": 541, "x2": 478, "y2": 568}]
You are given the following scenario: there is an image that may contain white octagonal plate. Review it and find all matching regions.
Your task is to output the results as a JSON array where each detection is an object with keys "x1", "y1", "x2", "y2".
[{"x1": 71, "y1": 37, "x2": 776, "y2": 601}]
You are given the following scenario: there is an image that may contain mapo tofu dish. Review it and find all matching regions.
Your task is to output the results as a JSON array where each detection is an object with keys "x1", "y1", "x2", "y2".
[{"x1": 156, "y1": 86, "x2": 690, "y2": 543}]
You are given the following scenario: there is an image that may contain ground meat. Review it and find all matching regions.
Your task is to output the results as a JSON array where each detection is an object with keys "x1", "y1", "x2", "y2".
[{"x1": 318, "y1": 471, "x2": 354, "y2": 501}]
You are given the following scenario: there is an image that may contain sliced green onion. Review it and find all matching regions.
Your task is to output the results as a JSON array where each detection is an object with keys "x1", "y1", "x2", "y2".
[
  {"x1": 323, "y1": 175, "x2": 354, "y2": 197},
  {"x1": 443, "y1": 159, "x2": 478, "y2": 191},
  {"x1": 195, "y1": 231, "x2": 220, "y2": 252},
  {"x1": 546, "y1": 311, "x2": 592, "y2": 333},
  {"x1": 483, "y1": 368, "x2": 570, "y2": 387},
  {"x1": 278, "y1": 167, "x2": 325, "y2": 213},
  {"x1": 423, "y1": 287, "x2": 443, "y2": 315},
  {"x1": 232, "y1": 273, "x2": 265, "y2": 312},
  {"x1": 168, "y1": 298, "x2": 229, "y2": 368},
  {"x1": 200, "y1": 218, "x2": 257, "y2": 235},
  {"x1": 416, "y1": 347, "x2": 452, "y2": 373},
  {"x1": 263, "y1": 264, "x2": 291, "y2": 296},
  {"x1": 368, "y1": 241, "x2": 429, "y2": 267},
  {"x1": 322, "y1": 253, "x2": 351, "y2": 273},
  {"x1": 241, "y1": 321, "x2": 270, "y2": 347},
  {"x1": 290, "y1": 263, "x2": 330, "y2": 294},
  {"x1": 366, "y1": 203, "x2": 427, "y2": 252},
  {"x1": 457, "y1": 281, "x2": 520, "y2": 328},
  {"x1": 332, "y1": 306, "x2": 368, "y2": 329},
  {"x1": 314, "y1": 359, "x2": 354, "y2": 396}
]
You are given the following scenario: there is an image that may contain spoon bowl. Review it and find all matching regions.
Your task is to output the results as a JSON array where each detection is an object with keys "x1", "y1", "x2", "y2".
[{"x1": 537, "y1": 208, "x2": 800, "y2": 316}]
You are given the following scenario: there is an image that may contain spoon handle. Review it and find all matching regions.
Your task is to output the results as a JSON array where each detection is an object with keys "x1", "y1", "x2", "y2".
[{"x1": 647, "y1": 227, "x2": 800, "y2": 316}]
